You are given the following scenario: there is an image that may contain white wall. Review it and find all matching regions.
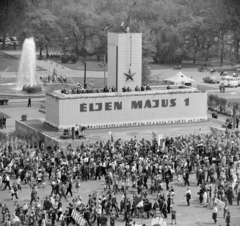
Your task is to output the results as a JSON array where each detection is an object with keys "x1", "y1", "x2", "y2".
[
  {"x1": 108, "y1": 33, "x2": 142, "y2": 92},
  {"x1": 45, "y1": 94, "x2": 60, "y2": 128},
  {"x1": 45, "y1": 91, "x2": 208, "y2": 130}
]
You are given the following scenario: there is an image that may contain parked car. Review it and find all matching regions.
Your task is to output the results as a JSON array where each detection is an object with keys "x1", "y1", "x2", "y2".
[
  {"x1": 231, "y1": 75, "x2": 240, "y2": 86},
  {"x1": 203, "y1": 76, "x2": 220, "y2": 84},
  {"x1": 0, "y1": 37, "x2": 11, "y2": 47},
  {"x1": 220, "y1": 76, "x2": 238, "y2": 87},
  {"x1": 0, "y1": 97, "x2": 9, "y2": 105},
  {"x1": 9, "y1": 36, "x2": 19, "y2": 46}
]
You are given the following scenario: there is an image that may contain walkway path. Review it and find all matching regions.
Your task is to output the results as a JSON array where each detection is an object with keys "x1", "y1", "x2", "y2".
[{"x1": 0, "y1": 50, "x2": 108, "y2": 79}]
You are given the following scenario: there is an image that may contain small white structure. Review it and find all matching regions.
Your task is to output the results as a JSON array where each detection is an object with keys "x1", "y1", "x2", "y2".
[
  {"x1": 164, "y1": 71, "x2": 196, "y2": 87},
  {"x1": 45, "y1": 89, "x2": 208, "y2": 130}
]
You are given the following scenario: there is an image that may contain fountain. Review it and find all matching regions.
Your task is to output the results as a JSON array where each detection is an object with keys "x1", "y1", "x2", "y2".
[{"x1": 17, "y1": 37, "x2": 37, "y2": 90}]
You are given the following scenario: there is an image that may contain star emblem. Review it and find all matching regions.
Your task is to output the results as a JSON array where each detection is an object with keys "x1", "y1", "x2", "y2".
[{"x1": 124, "y1": 69, "x2": 135, "y2": 81}]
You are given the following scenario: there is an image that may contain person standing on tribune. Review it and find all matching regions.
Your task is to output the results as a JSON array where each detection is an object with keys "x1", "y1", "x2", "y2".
[{"x1": 27, "y1": 97, "x2": 31, "y2": 107}]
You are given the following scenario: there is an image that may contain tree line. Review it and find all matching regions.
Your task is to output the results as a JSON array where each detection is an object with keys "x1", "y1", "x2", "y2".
[{"x1": 1, "y1": 0, "x2": 240, "y2": 64}]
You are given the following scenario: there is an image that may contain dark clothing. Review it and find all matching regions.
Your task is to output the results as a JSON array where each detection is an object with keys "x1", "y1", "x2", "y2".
[
  {"x1": 66, "y1": 182, "x2": 73, "y2": 197},
  {"x1": 226, "y1": 215, "x2": 230, "y2": 226},
  {"x1": 28, "y1": 98, "x2": 31, "y2": 107},
  {"x1": 4, "y1": 181, "x2": 11, "y2": 190},
  {"x1": 212, "y1": 213, "x2": 217, "y2": 223}
]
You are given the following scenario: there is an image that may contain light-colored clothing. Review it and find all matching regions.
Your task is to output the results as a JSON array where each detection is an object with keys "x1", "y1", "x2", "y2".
[{"x1": 213, "y1": 206, "x2": 218, "y2": 213}]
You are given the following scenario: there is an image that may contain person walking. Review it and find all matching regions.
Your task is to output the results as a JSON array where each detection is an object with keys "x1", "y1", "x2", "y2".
[
  {"x1": 65, "y1": 180, "x2": 73, "y2": 197},
  {"x1": 3, "y1": 174, "x2": 11, "y2": 190},
  {"x1": 212, "y1": 203, "x2": 218, "y2": 224},
  {"x1": 171, "y1": 209, "x2": 177, "y2": 224},
  {"x1": 223, "y1": 200, "x2": 229, "y2": 218},
  {"x1": 27, "y1": 97, "x2": 31, "y2": 107},
  {"x1": 219, "y1": 84, "x2": 222, "y2": 93},
  {"x1": 59, "y1": 183, "x2": 68, "y2": 201},
  {"x1": 184, "y1": 188, "x2": 191, "y2": 206},
  {"x1": 237, "y1": 190, "x2": 240, "y2": 205},
  {"x1": 30, "y1": 187, "x2": 37, "y2": 206},
  {"x1": 226, "y1": 212, "x2": 230, "y2": 226},
  {"x1": 2, "y1": 116, "x2": 6, "y2": 129},
  {"x1": 183, "y1": 169, "x2": 190, "y2": 186}
]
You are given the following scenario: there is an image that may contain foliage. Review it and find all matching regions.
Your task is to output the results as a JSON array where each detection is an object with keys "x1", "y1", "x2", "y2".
[
  {"x1": 208, "y1": 94, "x2": 227, "y2": 113},
  {"x1": 142, "y1": 58, "x2": 152, "y2": 85},
  {"x1": 22, "y1": 84, "x2": 42, "y2": 93},
  {"x1": 0, "y1": 0, "x2": 28, "y2": 49},
  {"x1": 2, "y1": 0, "x2": 240, "y2": 70},
  {"x1": 61, "y1": 55, "x2": 78, "y2": 64},
  {"x1": 154, "y1": 26, "x2": 185, "y2": 63},
  {"x1": 228, "y1": 101, "x2": 240, "y2": 116}
]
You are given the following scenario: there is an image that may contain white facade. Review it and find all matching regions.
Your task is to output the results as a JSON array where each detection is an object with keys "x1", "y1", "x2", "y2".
[
  {"x1": 108, "y1": 32, "x2": 142, "y2": 92},
  {"x1": 45, "y1": 90, "x2": 208, "y2": 130}
]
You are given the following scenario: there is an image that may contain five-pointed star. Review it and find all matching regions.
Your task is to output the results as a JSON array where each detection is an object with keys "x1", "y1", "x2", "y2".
[{"x1": 124, "y1": 69, "x2": 136, "y2": 81}]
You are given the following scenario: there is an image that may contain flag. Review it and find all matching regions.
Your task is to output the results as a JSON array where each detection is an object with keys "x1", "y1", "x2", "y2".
[
  {"x1": 71, "y1": 209, "x2": 88, "y2": 226},
  {"x1": 121, "y1": 11, "x2": 131, "y2": 33},
  {"x1": 111, "y1": 133, "x2": 114, "y2": 142},
  {"x1": 66, "y1": 143, "x2": 72, "y2": 149},
  {"x1": 104, "y1": 25, "x2": 111, "y2": 35},
  {"x1": 152, "y1": 131, "x2": 157, "y2": 143},
  {"x1": 121, "y1": 3, "x2": 136, "y2": 33},
  {"x1": 135, "y1": 196, "x2": 143, "y2": 208}
]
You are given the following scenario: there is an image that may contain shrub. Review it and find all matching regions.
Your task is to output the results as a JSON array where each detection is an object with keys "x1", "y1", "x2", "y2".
[
  {"x1": 22, "y1": 84, "x2": 42, "y2": 93},
  {"x1": 70, "y1": 55, "x2": 78, "y2": 63},
  {"x1": 61, "y1": 55, "x2": 70, "y2": 63}
]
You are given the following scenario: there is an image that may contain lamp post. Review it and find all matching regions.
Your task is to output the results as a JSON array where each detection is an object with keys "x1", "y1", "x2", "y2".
[
  {"x1": 103, "y1": 55, "x2": 106, "y2": 87},
  {"x1": 84, "y1": 62, "x2": 87, "y2": 89}
]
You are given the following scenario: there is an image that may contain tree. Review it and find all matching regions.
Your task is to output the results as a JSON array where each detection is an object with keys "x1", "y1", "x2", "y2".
[
  {"x1": 142, "y1": 58, "x2": 151, "y2": 85},
  {"x1": 58, "y1": 2, "x2": 99, "y2": 57},
  {"x1": 133, "y1": 21, "x2": 156, "y2": 58},
  {"x1": 0, "y1": 0, "x2": 28, "y2": 49},
  {"x1": 154, "y1": 25, "x2": 185, "y2": 63},
  {"x1": 22, "y1": 8, "x2": 59, "y2": 59}
]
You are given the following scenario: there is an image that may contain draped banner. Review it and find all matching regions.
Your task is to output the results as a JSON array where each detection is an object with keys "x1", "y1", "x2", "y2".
[
  {"x1": 214, "y1": 198, "x2": 225, "y2": 209},
  {"x1": 151, "y1": 217, "x2": 167, "y2": 226},
  {"x1": 71, "y1": 209, "x2": 88, "y2": 226}
]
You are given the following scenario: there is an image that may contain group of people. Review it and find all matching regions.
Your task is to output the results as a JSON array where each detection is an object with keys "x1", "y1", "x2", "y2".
[
  {"x1": 61, "y1": 84, "x2": 152, "y2": 95},
  {"x1": 0, "y1": 116, "x2": 7, "y2": 130},
  {"x1": 0, "y1": 128, "x2": 240, "y2": 225},
  {"x1": 46, "y1": 52, "x2": 61, "y2": 60},
  {"x1": 40, "y1": 68, "x2": 67, "y2": 84}
]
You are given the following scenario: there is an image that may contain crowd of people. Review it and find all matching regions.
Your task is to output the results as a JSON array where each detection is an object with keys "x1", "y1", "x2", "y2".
[
  {"x1": 0, "y1": 128, "x2": 240, "y2": 226},
  {"x1": 61, "y1": 84, "x2": 152, "y2": 95},
  {"x1": 40, "y1": 69, "x2": 67, "y2": 84}
]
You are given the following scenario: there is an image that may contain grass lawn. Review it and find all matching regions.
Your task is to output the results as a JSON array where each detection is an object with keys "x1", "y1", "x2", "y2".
[
  {"x1": 50, "y1": 58, "x2": 105, "y2": 71},
  {"x1": 0, "y1": 51, "x2": 46, "y2": 72},
  {"x1": 51, "y1": 57, "x2": 238, "y2": 73}
]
